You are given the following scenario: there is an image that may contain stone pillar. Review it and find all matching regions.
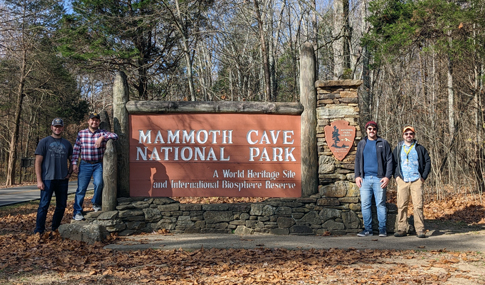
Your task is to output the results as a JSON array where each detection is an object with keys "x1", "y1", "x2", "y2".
[
  {"x1": 315, "y1": 80, "x2": 362, "y2": 187},
  {"x1": 113, "y1": 71, "x2": 130, "y2": 197},
  {"x1": 102, "y1": 140, "x2": 117, "y2": 211},
  {"x1": 299, "y1": 42, "x2": 319, "y2": 197},
  {"x1": 99, "y1": 110, "x2": 111, "y2": 132}
]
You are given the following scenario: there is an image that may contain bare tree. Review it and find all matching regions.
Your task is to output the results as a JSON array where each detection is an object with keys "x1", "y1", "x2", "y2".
[{"x1": 332, "y1": 0, "x2": 350, "y2": 79}]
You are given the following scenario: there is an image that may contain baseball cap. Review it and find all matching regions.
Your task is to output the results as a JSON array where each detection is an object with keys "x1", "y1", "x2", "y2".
[
  {"x1": 89, "y1": 113, "x2": 100, "y2": 120},
  {"x1": 51, "y1": 118, "x2": 64, "y2": 127},
  {"x1": 402, "y1": 125, "x2": 415, "y2": 134}
]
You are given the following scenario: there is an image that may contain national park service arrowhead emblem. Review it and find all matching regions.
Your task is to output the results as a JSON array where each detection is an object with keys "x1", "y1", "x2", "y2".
[{"x1": 324, "y1": 120, "x2": 356, "y2": 161}]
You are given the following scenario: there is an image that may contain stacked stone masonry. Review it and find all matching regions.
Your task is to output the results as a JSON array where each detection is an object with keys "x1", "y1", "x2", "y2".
[
  {"x1": 315, "y1": 80, "x2": 362, "y2": 186},
  {"x1": 84, "y1": 196, "x2": 397, "y2": 236}
]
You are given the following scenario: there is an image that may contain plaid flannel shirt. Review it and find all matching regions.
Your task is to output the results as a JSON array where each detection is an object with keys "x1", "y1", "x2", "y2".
[{"x1": 71, "y1": 128, "x2": 118, "y2": 165}]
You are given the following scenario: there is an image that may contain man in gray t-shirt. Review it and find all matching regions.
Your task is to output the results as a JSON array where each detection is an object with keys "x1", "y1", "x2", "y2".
[{"x1": 34, "y1": 118, "x2": 73, "y2": 234}]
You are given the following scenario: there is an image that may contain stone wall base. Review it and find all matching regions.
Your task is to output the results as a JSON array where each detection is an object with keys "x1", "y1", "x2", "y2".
[{"x1": 78, "y1": 197, "x2": 397, "y2": 237}]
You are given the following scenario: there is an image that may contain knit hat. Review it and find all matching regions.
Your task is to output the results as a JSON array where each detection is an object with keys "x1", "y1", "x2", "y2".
[{"x1": 365, "y1": 121, "x2": 378, "y2": 130}]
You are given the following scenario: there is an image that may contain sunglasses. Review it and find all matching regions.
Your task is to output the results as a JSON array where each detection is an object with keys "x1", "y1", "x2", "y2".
[
  {"x1": 404, "y1": 132, "x2": 415, "y2": 136},
  {"x1": 367, "y1": 127, "x2": 377, "y2": 131}
]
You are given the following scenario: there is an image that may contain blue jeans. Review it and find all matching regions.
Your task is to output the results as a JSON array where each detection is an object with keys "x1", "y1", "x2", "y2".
[
  {"x1": 360, "y1": 176, "x2": 387, "y2": 232},
  {"x1": 35, "y1": 179, "x2": 69, "y2": 234},
  {"x1": 73, "y1": 160, "x2": 103, "y2": 216}
]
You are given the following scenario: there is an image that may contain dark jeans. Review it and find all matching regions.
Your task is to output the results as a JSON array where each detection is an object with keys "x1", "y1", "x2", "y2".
[{"x1": 34, "y1": 179, "x2": 69, "y2": 234}]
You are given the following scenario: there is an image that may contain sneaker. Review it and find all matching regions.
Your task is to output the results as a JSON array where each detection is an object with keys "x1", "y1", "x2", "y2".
[
  {"x1": 417, "y1": 232, "x2": 426, "y2": 238},
  {"x1": 357, "y1": 230, "x2": 373, "y2": 237},
  {"x1": 73, "y1": 213, "x2": 84, "y2": 221},
  {"x1": 394, "y1": 231, "x2": 407, "y2": 237},
  {"x1": 379, "y1": 230, "x2": 387, "y2": 237},
  {"x1": 93, "y1": 205, "x2": 101, "y2": 212}
]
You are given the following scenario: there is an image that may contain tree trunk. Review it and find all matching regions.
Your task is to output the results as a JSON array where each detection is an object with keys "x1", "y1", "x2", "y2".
[
  {"x1": 332, "y1": 0, "x2": 351, "y2": 79},
  {"x1": 311, "y1": 0, "x2": 318, "y2": 78},
  {"x1": 333, "y1": 0, "x2": 344, "y2": 79},
  {"x1": 272, "y1": 1, "x2": 286, "y2": 101},
  {"x1": 299, "y1": 42, "x2": 318, "y2": 197},
  {"x1": 185, "y1": 51, "x2": 196, "y2": 101},
  {"x1": 342, "y1": 0, "x2": 351, "y2": 76},
  {"x1": 113, "y1": 71, "x2": 130, "y2": 198},
  {"x1": 253, "y1": 0, "x2": 271, "y2": 101},
  {"x1": 361, "y1": 46, "x2": 371, "y2": 122},
  {"x1": 447, "y1": 53, "x2": 455, "y2": 187},
  {"x1": 136, "y1": 63, "x2": 148, "y2": 100},
  {"x1": 6, "y1": 50, "x2": 27, "y2": 186},
  {"x1": 175, "y1": 0, "x2": 196, "y2": 101},
  {"x1": 102, "y1": 140, "x2": 117, "y2": 211}
]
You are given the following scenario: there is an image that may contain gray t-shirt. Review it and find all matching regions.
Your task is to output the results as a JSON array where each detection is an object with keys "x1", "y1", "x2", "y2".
[{"x1": 35, "y1": 136, "x2": 73, "y2": 180}]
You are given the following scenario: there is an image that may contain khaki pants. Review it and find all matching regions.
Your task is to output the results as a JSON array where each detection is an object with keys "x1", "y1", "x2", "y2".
[{"x1": 396, "y1": 177, "x2": 425, "y2": 233}]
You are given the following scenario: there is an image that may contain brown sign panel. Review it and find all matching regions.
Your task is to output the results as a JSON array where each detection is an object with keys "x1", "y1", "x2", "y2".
[
  {"x1": 130, "y1": 114, "x2": 301, "y2": 197},
  {"x1": 324, "y1": 120, "x2": 355, "y2": 161}
]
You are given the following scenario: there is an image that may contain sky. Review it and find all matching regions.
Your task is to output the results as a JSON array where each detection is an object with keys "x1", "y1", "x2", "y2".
[{"x1": 63, "y1": 0, "x2": 73, "y2": 14}]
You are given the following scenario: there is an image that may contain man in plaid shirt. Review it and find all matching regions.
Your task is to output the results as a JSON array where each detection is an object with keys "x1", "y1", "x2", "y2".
[{"x1": 72, "y1": 113, "x2": 118, "y2": 221}]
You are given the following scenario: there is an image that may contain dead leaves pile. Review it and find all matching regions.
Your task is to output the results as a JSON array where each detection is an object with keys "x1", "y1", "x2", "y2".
[
  {"x1": 0, "y1": 195, "x2": 484, "y2": 284},
  {"x1": 2, "y1": 233, "x2": 483, "y2": 284},
  {"x1": 424, "y1": 194, "x2": 485, "y2": 225},
  {"x1": 387, "y1": 189, "x2": 485, "y2": 225}
]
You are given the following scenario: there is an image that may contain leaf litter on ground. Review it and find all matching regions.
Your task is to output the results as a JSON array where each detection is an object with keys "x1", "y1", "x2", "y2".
[{"x1": 0, "y1": 191, "x2": 484, "y2": 284}]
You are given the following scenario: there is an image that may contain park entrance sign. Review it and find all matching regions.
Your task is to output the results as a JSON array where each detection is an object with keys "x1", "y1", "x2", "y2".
[
  {"x1": 88, "y1": 46, "x2": 378, "y2": 236},
  {"x1": 129, "y1": 113, "x2": 301, "y2": 197}
]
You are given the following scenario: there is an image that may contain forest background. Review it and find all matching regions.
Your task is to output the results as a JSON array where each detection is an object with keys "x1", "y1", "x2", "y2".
[{"x1": 0, "y1": 0, "x2": 484, "y2": 202}]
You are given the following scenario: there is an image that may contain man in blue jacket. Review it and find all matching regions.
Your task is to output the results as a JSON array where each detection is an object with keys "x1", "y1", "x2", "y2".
[
  {"x1": 393, "y1": 125, "x2": 431, "y2": 238},
  {"x1": 354, "y1": 121, "x2": 393, "y2": 237}
]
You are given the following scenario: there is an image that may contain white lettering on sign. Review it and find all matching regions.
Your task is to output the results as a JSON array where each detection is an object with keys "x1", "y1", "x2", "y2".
[
  {"x1": 222, "y1": 130, "x2": 233, "y2": 144},
  {"x1": 283, "y1": 131, "x2": 294, "y2": 144},
  {"x1": 136, "y1": 146, "x2": 230, "y2": 161},
  {"x1": 265, "y1": 181, "x2": 296, "y2": 188},
  {"x1": 167, "y1": 130, "x2": 180, "y2": 143},
  {"x1": 139, "y1": 130, "x2": 152, "y2": 144},
  {"x1": 149, "y1": 169, "x2": 298, "y2": 191},
  {"x1": 137, "y1": 147, "x2": 148, "y2": 160},
  {"x1": 246, "y1": 130, "x2": 258, "y2": 144},
  {"x1": 196, "y1": 130, "x2": 208, "y2": 144},
  {"x1": 171, "y1": 180, "x2": 220, "y2": 188},
  {"x1": 222, "y1": 169, "x2": 245, "y2": 178},
  {"x1": 153, "y1": 180, "x2": 168, "y2": 188},
  {"x1": 247, "y1": 169, "x2": 279, "y2": 179},
  {"x1": 137, "y1": 129, "x2": 295, "y2": 163},
  {"x1": 222, "y1": 180, "x2": 262, "y2": 191},
  {"x1": 154, "y1": 131, "x2": 165, "y2": 143},
  {"x1": 283, "y1": 170, "x2": 296, "y2": 178},
  {"x1": 183, "y1": 130, "x2": 195, "y2": 143},
  {"x1": 246, "y1": 130, "x2": 294, "y2": 145},
  {"x1": 248, "y1": 147, "x2": 296, "y2": 162},
  {"x1": 138, "y1": 129, "x2": 234, "y2": 145}
]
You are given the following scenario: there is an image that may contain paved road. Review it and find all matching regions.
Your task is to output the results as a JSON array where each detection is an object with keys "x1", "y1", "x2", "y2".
[{"x1": 0, "y1": 181, "x2": 93, "y2": 207}]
